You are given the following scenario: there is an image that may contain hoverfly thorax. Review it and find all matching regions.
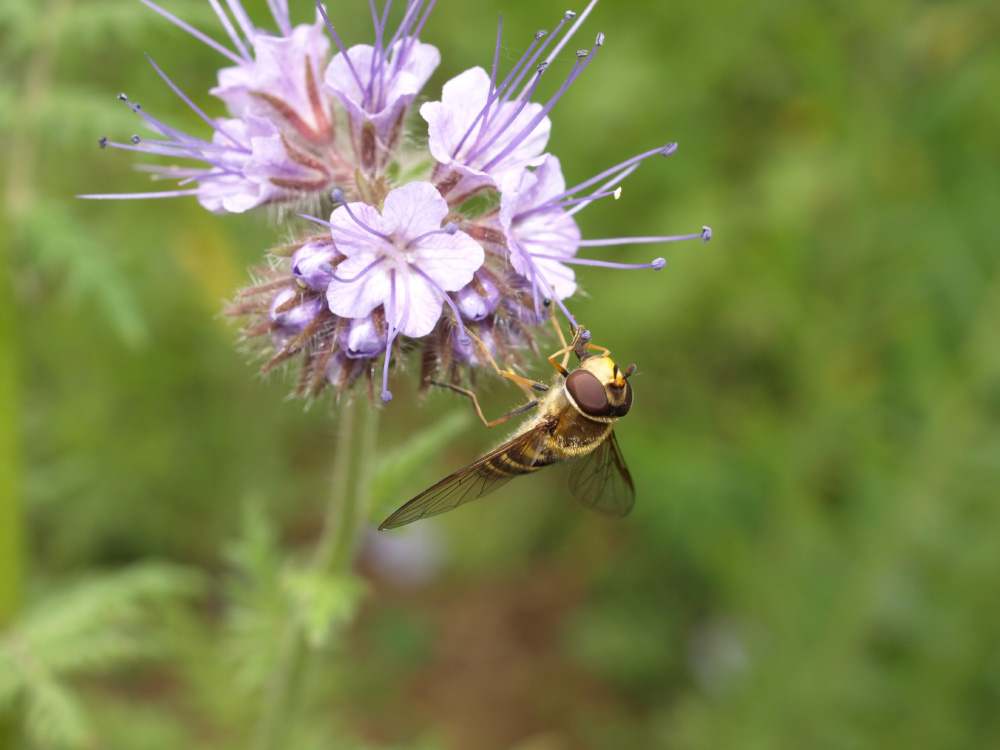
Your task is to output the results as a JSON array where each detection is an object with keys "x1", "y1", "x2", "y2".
[{"x1": 565, "y1": 357, "x2": 635, "y2": 420}]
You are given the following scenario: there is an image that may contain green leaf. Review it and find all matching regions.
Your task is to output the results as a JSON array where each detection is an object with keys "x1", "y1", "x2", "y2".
[{"x1": 283, "y1": 570, "x2": 367, "y2": 649}]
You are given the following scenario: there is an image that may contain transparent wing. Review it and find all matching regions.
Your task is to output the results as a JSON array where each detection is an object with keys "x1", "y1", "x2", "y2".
[
  {"x1": 379, "y1": 423, "x2": 552, "y2": 530},
  {"x1": 567, "y1": 431, "x2": 635, "y2": 518}
]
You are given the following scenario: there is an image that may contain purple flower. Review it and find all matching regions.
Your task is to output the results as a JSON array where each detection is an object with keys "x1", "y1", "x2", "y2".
[
  {"x1": 315, "y1": 181, "x2": 483, "y2": 400},
  {"x1": 212, "y1": 15, "x2": 331, "y2": 132},
  {"x1": 499, "y1": 155, "x2": 581, "y2": 306},
  {"x1": 89, "y1": 0, "x2": 714, "y2": 405},
  {"x1": 420, "y1": 7, "x2": 606, "y2": 204},
  {"x1": 421, "y1": 66, "x2": 550, "y2": 200},
  {"x1": 322, "y1": 0, "x2": 440, "y2": 172},
  {"x1": 291, "y1": 239, "x2": 341, "y2": 290}
]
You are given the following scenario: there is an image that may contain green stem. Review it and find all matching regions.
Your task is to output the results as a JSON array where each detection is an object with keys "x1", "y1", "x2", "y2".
[
  {"x1": 0, "y1": 193, "x2": 23, "y2": 750},
  {"x1": 253, "y1": 396, "x2": 378, "y2": 750},
  {"x1": 0, "y1": 200, "x2": 20, "y2": 632}
]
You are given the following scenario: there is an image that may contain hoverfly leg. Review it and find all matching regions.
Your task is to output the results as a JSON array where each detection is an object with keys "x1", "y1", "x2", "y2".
[
  {"x1": 460, "y1": 326, "x2": 550, "y2": 394},
  {"x1": 427, "y1": 380, "x2": 540, "y2": 428}
]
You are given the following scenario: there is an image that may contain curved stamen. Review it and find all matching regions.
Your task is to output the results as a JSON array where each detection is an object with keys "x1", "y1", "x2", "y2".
[
  {"x1": 404, "y1": 222, "x2": 458, "y2": 249},
  {"x1": 331, "y1": 189, "x2": 393, "y2": 242},
  {"x1": 514, "y1": 246, "x2": 578, "y2": 328},
  {"x1": 538, "y1": 144, "x2": 677, "y2": 217},
  {"x1": 320, "y1": 256, "x2": 386, "y2": 283},
  {"x1": 381, "y1": 270, "x2": 401, "y2": 402},
  {"x1": 411, "y1": 267, "x2": 471, "y2": 345},
  {"x1": 514, "y1": 187, "x2": 623, "y2": 223},
  {"x1": 299, "y1": 213, "x2": 374, "y2": 245}
]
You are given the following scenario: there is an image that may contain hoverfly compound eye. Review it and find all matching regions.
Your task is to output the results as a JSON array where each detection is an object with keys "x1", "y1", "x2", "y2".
[
  {"x1": 566, "y1": 369, "x2": 611, "y2": 417},
  {"x1": 616, "y1": 381, "x2": 633, "y2": 417}
]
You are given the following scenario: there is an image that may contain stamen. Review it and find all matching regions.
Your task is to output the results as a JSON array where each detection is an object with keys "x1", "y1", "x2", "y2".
[
  {"x1": 411, "y1": 267, "x2": 471, "y2": 345},
  {"x1": 513, "y1": 246, "x2": 578, "y2": 328},
  {"x1": 315, "y1": 0, "x2": 368, "y2": 96},
  {"x1": 330, "y1": 189, "x2": 393, "y2": 242},
  {"x1": 142, "y1": 57, "x2": 247, "y2": 150},
  {"x1": 76, "y1": 189, "x2": 202, "y2": 200},
  {"x1": 518, "y1": 144, "x2": 677, "y2": 222},
  {"x1": 466, "y1": 63, "x2": 547, "y2": 165},
  {"x1": 539, "y1": 0, "x2": 598, "y2": 71},
  {"x1": 319, "y1": 257, "x2": 386, "y2": 283},
  {"x1": 574, "y1": 230, "x2": 710, "y2": 247},
  {"x1": 138, "y1": 0, "x2": 246, "y2": 65},
  {"x1": 481, "y1": 40, "x2": 601, "y2": 173},
  {"x1": 404, "y1": 221, "x2": 459, "y2": 249},
  {"x1": 452, "y1": 10, "x2": 570, "y2": 161},
  {"x1": 221, "y1": 0, "x2": 256, "y2": 54},
  {"x1": 265, "y1": 0, "x2": 292, "y2": 37},
  {"x1": 529, "y1": 254, "x2": 667, "y2": 271},
  {"x1": 381, "y1": 270, "x2": 400, "y2": 402}
]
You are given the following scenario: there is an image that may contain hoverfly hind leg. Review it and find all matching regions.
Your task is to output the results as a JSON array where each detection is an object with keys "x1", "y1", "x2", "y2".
[
  {"x1": 426, "y1": 379, "x2": 540, "y2": 428},
  {"x1": 457, "y1": 325, "x2": 550, "y2": 395}
]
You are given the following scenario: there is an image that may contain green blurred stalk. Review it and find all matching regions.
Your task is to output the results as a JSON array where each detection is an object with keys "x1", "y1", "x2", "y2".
[
  {"x1": 0, "y1": 205, "x2": 23, "y2": 750},
  {"x1": 254, "y1": 397, "x2": 377, "y2": 750},
  {"x1": 0, "y1": 219, "x2": 20, "y2": 628}
]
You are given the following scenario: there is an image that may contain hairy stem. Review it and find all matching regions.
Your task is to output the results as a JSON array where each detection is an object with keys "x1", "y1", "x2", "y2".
[{"x1": 253, "y1": 397, "x2": 378, "y2": 750}]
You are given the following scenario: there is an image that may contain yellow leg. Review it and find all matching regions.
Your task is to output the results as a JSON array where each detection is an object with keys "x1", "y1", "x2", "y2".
[
  {"x1": 462, "y1": 326, "x2": 550, "y2": 394},
  {"x1": 428, "y1": 380, "x2": 540, "y2": 428}
]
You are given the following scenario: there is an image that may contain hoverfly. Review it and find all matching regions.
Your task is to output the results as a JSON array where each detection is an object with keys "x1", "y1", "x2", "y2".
[{"x1": 379, "y1": 325, "x2": 636, "y2": 530}]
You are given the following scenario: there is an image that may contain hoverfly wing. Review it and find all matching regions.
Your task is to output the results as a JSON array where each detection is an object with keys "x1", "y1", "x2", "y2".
[
  {"x1": 379, "y1": 423, "x2": 552, "y2": 530},
  {"x1": 567, "y1": 431, "x2": 635, "y2": 518}
]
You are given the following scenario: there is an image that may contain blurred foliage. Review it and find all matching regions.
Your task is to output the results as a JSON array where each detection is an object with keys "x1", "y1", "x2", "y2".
[{"x1": 3, "y1": 0, "x2": 1000, "y2": 748}]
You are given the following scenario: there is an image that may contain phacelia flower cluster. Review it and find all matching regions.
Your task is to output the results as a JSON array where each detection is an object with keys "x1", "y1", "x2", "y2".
[{"x1": 83, "y1": 0, "x2": 711, "y2": 403}]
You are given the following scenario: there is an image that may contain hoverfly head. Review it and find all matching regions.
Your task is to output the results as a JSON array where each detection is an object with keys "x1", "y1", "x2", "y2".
[{"x1": 566, "y1": 357, "x2": 633, "y2": 419}]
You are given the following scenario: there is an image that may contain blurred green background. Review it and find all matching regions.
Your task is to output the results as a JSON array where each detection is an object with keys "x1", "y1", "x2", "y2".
[{"x1": 3, "y1": 0, "x2": 1000, "y2": 748}]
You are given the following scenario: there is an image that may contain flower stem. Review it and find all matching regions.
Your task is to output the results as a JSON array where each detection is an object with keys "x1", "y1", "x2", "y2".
[
  {"x1": 253, "y1": 396, "x2": 378, "y2": 750},
  {"x1": 0, "y1": 198, "x2": 23, "y2": 750}
]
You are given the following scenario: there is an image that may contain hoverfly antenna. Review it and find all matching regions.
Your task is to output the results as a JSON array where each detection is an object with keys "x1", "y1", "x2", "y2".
[{"x1": 624, "y1": 363, "x2": 636, "y2": 378}]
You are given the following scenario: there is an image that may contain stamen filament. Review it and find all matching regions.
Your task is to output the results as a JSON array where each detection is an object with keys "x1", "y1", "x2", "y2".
[
  {"x1": 315, "y1": 0, "x2": 368, "y2": 97},
  {"x1": 573, "y1": 229, "x2": 711, "y2": 246},
  {"x1": 142, "y1": 58, "x2": 247, "y2": 149},
  {"x1": 481, "y1": 42, "x2": 600, "y2": 173},
  {"x1": 540, "y1": 0, "x2": 599, "y2": 72},
  {"x1": 529, "y1": 254, "x2": 666, "y2": 270},
  {"x1": 324, "y1": 256, "x2": 386, "y2": 283},
  {"x1": 404, "y1": 222, "x2": 458, "y2": 249},
  {"x1": 331, "y1": 189, "x2": 393, "y2": 242},
  {"x1": 77, "y1": 189, "x2": 202, "y2": 200},
  {"x1": 222, "y1": 0, "x2": 256, "y2": 53},
  {"x1": 382, "y1": 270, "x2": 400, "y2": 402},
  {"x1": 466, "y1": 64, "x2": 546, "y2": 165},
  {"x1": 411, "y1": 267, "x2": 471, "y2": 344},
  {"x1": 139, "y1": 0, "x2": 245, "y2": 65}
]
